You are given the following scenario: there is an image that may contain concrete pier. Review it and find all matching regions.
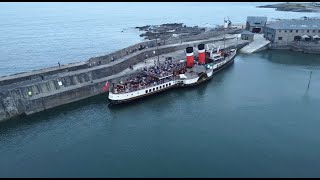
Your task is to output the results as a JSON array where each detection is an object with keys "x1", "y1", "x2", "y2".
[
  {"x1": 0, "y1": 34, "x2": 249, "y2": 122},
  {"x1": 240, "y1": 34, "x2": 270, "y2": 54}
]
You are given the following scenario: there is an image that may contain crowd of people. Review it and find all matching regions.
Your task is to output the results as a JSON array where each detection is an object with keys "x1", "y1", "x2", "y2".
[
  {"x1": 143, "y1": 58, "x2": 187, "y2": 78},
  {"x1": 112, "y1": 58, "x2": 186, "y2": 94},
  {"x1": 112, "y1": 74, "x2": 160, "y2": 94},
  {"x1": 219, "y1": 50, "x2": 232, "y2": 58}
]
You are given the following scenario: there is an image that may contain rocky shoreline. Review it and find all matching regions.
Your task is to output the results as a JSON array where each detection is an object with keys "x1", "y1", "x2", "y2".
[
  {"x1": 257, "y1": 3, "x2": 320, "y2": 13},
  {"x1": 135, "y1": 23, "x2": 242, "y2": 41},
  {"x1": 135, "y1": 23, "x2": 206, "y2": 40}
]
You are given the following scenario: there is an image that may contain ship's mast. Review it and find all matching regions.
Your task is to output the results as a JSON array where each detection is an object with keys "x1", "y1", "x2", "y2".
[
  {"x1": 224, "y1": 29, "x2": 226, "y2": 49},
  {"x1": 156, "y1": 35, "x2": 160, "y2": 66},
  {"x1": 224, "y1": 17, "x2": 228, "y2": 49}
]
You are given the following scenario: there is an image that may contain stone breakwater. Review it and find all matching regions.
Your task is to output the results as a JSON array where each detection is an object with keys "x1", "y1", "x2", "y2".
[
  {"x1": 136, "y1": 22, "x2": 243, "y2": 41},
  {"x1": 0, "y1": 31, "x2": 248, "y2": 122},
  {"x1": 136, "y1": 23, "x2": 206, "y2": 40}
]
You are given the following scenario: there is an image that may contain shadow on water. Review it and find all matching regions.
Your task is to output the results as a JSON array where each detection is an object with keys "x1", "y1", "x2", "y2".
[
  {"x1": 2, "y1": 63, "x2": 236, "y2": 131},
  {"x1": 2, "y1": 81, "x2": 214, "y2": 131},
  {"x1": 261, "y1": 49, "x2": 320, "y2": 68},
  {"x1": 302, "y1": 71, "x2": 316, "y2": 101},
  {"x1": 0, "y1": 93, "x2": 109, "y2": 131},
  {"x1": 302, "y1": 89, "x2": 311, "y2": 102}
]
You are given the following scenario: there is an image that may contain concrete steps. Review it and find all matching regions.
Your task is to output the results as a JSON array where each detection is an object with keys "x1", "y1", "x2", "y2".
[{"x1": 240, "y1": 34, "x2": 270, "y2": 54}]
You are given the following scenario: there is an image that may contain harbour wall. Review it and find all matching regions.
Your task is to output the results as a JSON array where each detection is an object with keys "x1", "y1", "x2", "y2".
[
  {"x1": 0, "y1": 40, "x2": 158, "y2": 87},
  {"x1": 0, "y1": 34, "x2": 249, "y2": 122},
  {"x1": 269, "y1": 41, "x2": 320, "y2": 54},
  {"x1": 0, "y1": 28, "x2": 241, "y2": 87},
  {"x1": 289, "y1": 41, "x2": 320, "y2": 54}
]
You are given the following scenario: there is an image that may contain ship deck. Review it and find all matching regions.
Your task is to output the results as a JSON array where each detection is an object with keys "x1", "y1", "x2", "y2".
[{"x1": 112, "y1": 42, "x2": 237, "y2": 91}]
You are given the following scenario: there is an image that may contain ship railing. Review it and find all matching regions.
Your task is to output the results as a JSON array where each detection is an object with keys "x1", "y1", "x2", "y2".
[{"x1": 111, "y1": 76, "x2": 175, "y2": 94}]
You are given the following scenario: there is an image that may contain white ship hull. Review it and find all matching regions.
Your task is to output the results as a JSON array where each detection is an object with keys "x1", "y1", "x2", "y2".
[
  {"x1": 108, "y1": 80, "x2": 176, "y2": 103},
  {"x1": 108, "y1": 68, "x2": 213, "y2": 103},
  {"x1": 207, "y1": 70, "x2": 213, "y2": 78},
  {"x1": 182, "y1": 77, "x2": 199, "y2": 85}
]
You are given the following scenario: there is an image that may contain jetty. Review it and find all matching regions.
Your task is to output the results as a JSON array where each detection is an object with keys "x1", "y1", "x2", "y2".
[{"x1": 0, "y1": 32, "x2": 249, "y2": 122}]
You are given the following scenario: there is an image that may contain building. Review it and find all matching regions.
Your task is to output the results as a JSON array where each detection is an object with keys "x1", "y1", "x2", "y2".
[
  {"x1": 240, "y1": 31, "x2": 254, "y2": 41},
  {"x1": 245, "y1": 16, "x2": 267, "y2": 33},
  {"x1": 264, "y1": 19, "x2": 320, "y2": 45}
]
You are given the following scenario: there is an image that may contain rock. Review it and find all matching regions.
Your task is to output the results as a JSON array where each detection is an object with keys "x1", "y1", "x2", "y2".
[
  {"x1": 135, "y1": 25, "x2": 151, "y2": 31},
  {"x1": 135, "y1": 23, "x2": 208, "y2": 41},
  {"x1": 257, "y1": 2, "x2": 319, "y2": 13}
]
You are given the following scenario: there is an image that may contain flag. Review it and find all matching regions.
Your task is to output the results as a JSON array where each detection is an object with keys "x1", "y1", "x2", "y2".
[{"x1": 103, "y1": 81, "x2": 109, "y2": 92}]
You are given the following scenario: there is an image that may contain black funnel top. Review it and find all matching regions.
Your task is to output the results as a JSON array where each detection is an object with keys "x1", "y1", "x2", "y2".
[
  {"x1": 186, "y1": 47, "x2": 193, "y2": 53},
  {"x1": 198, "y1": 44, "x2": 205, "y2": 50}
]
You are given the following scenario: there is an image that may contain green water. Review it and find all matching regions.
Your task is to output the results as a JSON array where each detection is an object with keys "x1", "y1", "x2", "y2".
[{"x1": 1, "y1": 50, "x2": 320, "y2": 178}]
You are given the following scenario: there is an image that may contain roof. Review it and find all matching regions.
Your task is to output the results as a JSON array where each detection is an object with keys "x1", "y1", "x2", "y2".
[
  {"x1": 247, "y1": 16, "x2": 267, "y2": 26},
  {"x1": 313, "y1": 35, "x2": 320, "y2": 38},
  {"x1": 241, "y1": 30, "x2": 254, "y2": 35},
  {"x1": 266, "y1": 19, "x2": 320, "y2": 30}
]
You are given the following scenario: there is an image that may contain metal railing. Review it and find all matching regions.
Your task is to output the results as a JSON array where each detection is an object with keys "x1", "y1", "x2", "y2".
[{"x1": 111, "y1": 76, "x2": 175, "y2": 94}]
